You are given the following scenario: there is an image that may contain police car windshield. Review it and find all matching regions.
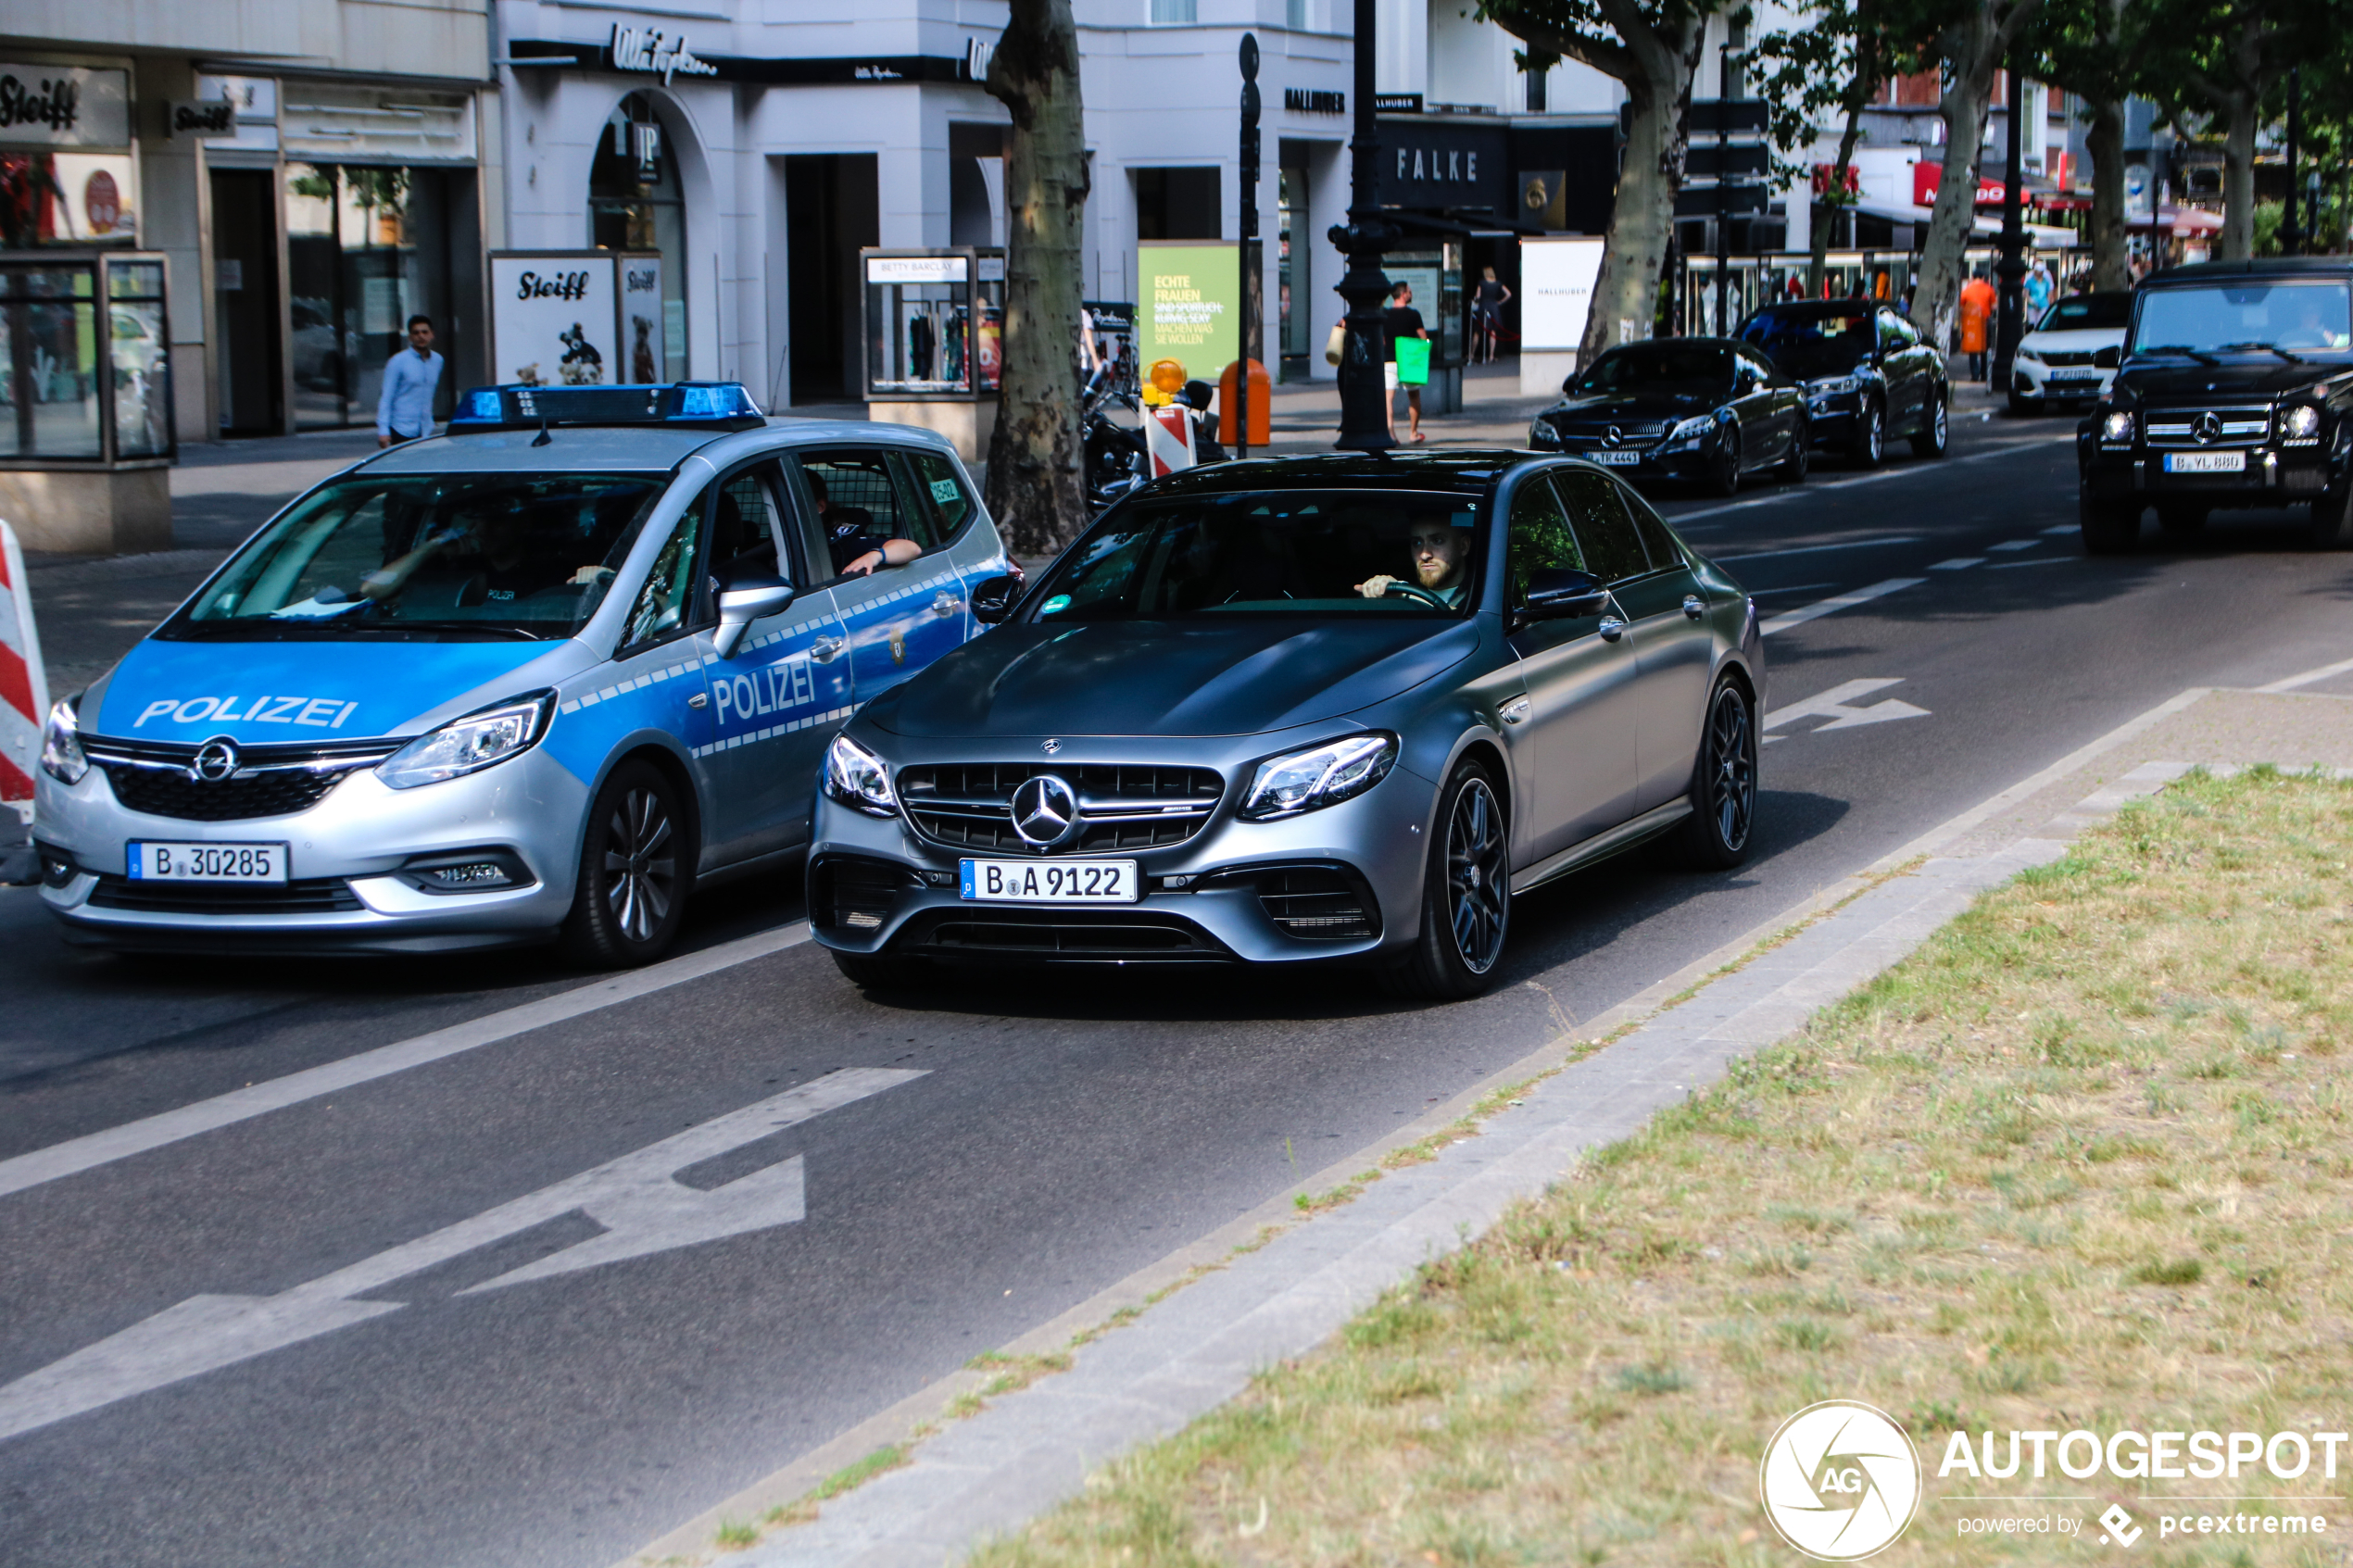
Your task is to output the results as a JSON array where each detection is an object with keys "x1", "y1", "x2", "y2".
[
  {"x1": 173, "y1": 472, "x2": 667, "y2": 640},
  {"x1": 1033, "y1": 490, "x2": 1483, "y2": 621}
]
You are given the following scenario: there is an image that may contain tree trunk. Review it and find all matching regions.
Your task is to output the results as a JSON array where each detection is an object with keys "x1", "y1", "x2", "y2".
[
  {"x1": 1579, "y1": 14, "x2": 1704, "y2": 360},
  {"x1": 2084, "y1": 94, "x2": 2128, "y2": 289},
  {"x1": 1911, "y1": 1, "x2": 2037, "y2": 354},
  {"x1": 981, "y1": 0, "x2": 1089, "y2": 558},
  {"x1": 2219, "y1": 82, "x2": 2258, "y2": 260}
]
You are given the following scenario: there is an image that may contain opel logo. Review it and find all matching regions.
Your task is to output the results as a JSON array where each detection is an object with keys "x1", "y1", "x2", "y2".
[
  {"x1": 1010, "y1": 773, "x2": 1080, "y2": 848},
  {"x1": 1602, "y1": 424, "x2": 1624, "y2": 448},
  {"x1": 190, "y1": 737, "x2": 240, "y2": 784},
  {"x1": 2192, "y1": 411, "x2": 2222, "y2": 445}
]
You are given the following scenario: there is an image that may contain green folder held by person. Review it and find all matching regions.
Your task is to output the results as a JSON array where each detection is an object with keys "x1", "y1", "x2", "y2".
[{"x1": 1395, "y1": 336, "x2": 1431, "y2": 386}]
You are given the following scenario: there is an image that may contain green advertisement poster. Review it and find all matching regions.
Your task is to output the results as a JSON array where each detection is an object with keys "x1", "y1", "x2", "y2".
[{"x1": 1137, "y1": 242, "x2": 1239, "y2": 385}]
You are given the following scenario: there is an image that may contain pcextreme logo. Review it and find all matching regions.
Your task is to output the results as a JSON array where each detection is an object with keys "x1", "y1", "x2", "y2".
[{"x1": 1759, "y1": 1400, "x2": 1923, "y2": 1561}]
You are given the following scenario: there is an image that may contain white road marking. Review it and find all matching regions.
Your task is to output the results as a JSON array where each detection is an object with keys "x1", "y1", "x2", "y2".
[
  {"x1": 1988, "y1": 556, "x2": 2070, "y2": 569},
  {"x1": 2042, "y1": 523, "x2": 2079, "y2": 535},
  {"x1": 1762, "y1": 677, "x2": 1930, "y2": 737},
  {"x1": 1747, "y1": 582, "x2": 1836, "y2": 597},
  {"x1": 0, "y1": 1067, "x2": 924, "y2": 1445},
  {"x1": 2259, "y1": 654, "x2": 2353, "y2": 694},
  {"x1": 1671, "y1": 433, "x2": 2074, "y2": 527},
  {"x1": 1929, "y1": 557, "x2": 1985, "y2": 571},
  {"x1": 1758, "y1": 577, "x2": 1926, "y2": 636},
  {"x1": 1710, "y1": 535, "x2": 1919, "y2": 562},
  {"x1": 1987, "y1": 539, "x2": 2041, "y2": 552},
  {"x1": 0, "y1": 921, "x2": 817, "y2": 1203}
]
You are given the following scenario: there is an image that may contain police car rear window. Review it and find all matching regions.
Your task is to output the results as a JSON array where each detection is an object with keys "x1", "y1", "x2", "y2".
[{"x1": 169, "y1": 472, "x2": 668, "y2": 641}]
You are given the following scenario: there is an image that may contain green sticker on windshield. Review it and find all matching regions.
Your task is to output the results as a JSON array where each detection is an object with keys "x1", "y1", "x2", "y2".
[
  {"x1": 1041, "y1": 594, "x2": 1072, "y2": 615},
  {"x1": 930, "y1": 477, "x2": 961, "y2": 504}
]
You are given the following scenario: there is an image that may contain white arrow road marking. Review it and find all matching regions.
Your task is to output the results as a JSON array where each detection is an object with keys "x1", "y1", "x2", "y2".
[
  {"x1": 0, "y1": 1067, "x2": 924, "y2": 1444},
  {"x1": 1762, "y1": 677, "x2": 1931, "y2": 743}
]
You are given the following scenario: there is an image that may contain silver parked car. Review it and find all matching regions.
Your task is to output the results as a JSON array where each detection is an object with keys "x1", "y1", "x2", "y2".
[{"x1": 809, "y1": 452, "x2": 1764, "y2": 999}]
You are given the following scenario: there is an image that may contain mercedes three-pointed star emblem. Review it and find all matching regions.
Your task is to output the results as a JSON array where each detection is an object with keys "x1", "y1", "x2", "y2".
[
  {"x1": 2192, "y1": 411, "x2": 2223, "y2": 445},
  {"x1": 1010, "y1": 773, "x2": 1080, "y2": 848}
]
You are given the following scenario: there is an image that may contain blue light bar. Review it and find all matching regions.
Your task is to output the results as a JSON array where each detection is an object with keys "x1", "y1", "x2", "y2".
[{"x1": 445, "y1": 382, "x2": 766, "y2": 433}]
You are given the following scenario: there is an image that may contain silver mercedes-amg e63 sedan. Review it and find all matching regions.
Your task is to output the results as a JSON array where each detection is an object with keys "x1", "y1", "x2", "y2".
[{"x1": 809, "y1": 451, "x2": 1763, "y2": 999}]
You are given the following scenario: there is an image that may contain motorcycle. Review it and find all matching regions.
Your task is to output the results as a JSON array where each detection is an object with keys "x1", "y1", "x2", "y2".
[{"x1": 1083, "y1": 382, "x2": 1227, "y2": 516}]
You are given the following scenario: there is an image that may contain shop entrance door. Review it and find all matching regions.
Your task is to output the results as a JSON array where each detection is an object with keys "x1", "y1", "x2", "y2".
[
  {"x1": 783, "y1": 154, "x2": 877, "y2": 404},
  {"x1": 211, "y1": 169, "x2": 283, "y2": 435}
]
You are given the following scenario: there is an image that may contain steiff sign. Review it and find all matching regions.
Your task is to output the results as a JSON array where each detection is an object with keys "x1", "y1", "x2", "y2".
[{"x1": 0, "y1": 64, "x2": 130, "y2": 147}]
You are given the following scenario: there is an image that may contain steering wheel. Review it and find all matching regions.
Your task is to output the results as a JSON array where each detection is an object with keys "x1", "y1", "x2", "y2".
[{"x1": 1380, "y1": 580, "x2": 1447, "y2": 609}]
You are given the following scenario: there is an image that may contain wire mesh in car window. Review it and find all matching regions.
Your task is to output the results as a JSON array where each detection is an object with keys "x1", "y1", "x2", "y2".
[{"x1": 802, "y1": 453, "x2": 927, "y2": 551}]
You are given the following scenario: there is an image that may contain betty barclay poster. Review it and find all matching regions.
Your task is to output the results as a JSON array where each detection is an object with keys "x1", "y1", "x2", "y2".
[
  {"x1": 1136, "y1": 242, "x2": 1239, "y2": 387},
  {"x1": 489, "y1": 253, "x2": 654, "y2": 389}
]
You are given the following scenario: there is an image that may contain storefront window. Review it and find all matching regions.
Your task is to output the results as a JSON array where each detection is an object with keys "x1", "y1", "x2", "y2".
[
  {"x1": 590, "y1": 94, "x2": 687, "y2": 374},
  {"x1": 0, "y1": 257, "x2": 170, "y2": 463},
  {"x1": 285, "y1": 163, "x2": 464, "y2": 431},
  {"x1": 107, "y1": 258, "x2": 169, "y2": 457},
  {"x1": 0, "y1": 153, "x2": 139, "y2": 249}
]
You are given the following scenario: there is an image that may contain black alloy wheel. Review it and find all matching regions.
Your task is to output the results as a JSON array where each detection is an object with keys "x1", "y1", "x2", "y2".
[
  {"x1": 2313, "y1": 484, "x2": 2353, "y2": 550},
  {"x1": 560, "y1": 759, "x2": 693, "y2": 967},
  {"x1": 1709, "y1": 426, "x2": 1743, "y2": 497},
  {"x1": 1673, "y1": 679, "x2": 1758, "y2": 870},
  {"x1": 2080, "y1": 493, "x2": 2142, "y2": 556},
  {"x1": 1778, "y1": 416, "x2": 1811, "y2": 482},
  {"x1": 1850, "y1": 398, "x2": 1885, "y2": 468},
  {"x1": 1382, "y1": 761, "x2": 1509, "y2": 1000},
  {"x1": 1911, "y1": 390, "x2": 1950, "y2": 458},
  {"x1": 2157, "y1": 504, "x2": 2209, "y2": 538}
]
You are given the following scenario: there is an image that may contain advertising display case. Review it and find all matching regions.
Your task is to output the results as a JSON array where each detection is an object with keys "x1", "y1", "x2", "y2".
[
  {"x1": 486, "y1": 251, "x2": 663, "y2": 391},
  {"x1": 861, "y1": 247, "x2": 1002, "y2": 459},
  {"x1": 0, "y1": 251, "x2": 174, "y2": 553}
]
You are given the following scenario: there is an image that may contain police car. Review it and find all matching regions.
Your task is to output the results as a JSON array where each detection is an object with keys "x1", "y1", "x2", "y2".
[{"x1": 32, "y1": 383, "x2": 1011, "y2": 965}]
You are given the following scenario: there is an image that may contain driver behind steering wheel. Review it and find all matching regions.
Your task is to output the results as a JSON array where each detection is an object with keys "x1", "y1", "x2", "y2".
[{"x1": 1357, "y1": 516, "x2": 1470, "y2": 608}]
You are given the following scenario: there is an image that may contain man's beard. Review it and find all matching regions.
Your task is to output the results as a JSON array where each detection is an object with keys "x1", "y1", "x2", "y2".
[{"x1": 1417, "y1": 558, "x2": 1453, "y2": 588}]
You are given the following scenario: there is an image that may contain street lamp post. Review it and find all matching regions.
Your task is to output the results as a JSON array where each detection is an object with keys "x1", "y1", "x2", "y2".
[
  {"x1": 1329, "y1": 0, "x2": 1396, "y2": 451},
  {"x1": 1716, "y1": 42, "x2": 1735, "y2": 334},
  {"x1": 1991, "y1": 57, "x2": 2027, "y2": 400}
]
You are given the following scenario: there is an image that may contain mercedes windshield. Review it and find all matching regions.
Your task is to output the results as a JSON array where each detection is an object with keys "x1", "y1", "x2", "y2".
[
  {"x1": 162, "y1": 472, "x2": 671, "y2": 641},
  {"x1": 2130, "y1": 280, "x2": 2353, "y2": 359},
  {"x1": 1737, "y1": 306, "x2": 1875, "y2": 377},
  {"x1": 1029, "y1": 490, "x2": 1487, "y2": 621},
  {"x1": 1570, "y1": 342, "x2": 1737, "y2": 397}
]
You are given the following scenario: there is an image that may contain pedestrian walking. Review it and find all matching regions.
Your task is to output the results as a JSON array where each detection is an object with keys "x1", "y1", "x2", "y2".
[
  {"x1": 2025, "y1": 258, "x2": 2053, "y2": 320},
  {"x1": 1959, "y1": 270, "x2": 1995, "y2": 383},
  {"x1": 1386, "y1": 282, "x2": 1429, "y2": 443},
  {"x1": 377, "y1": 314, "x2": 444, "y2": 447},
  {"x1": 1469, "y1": 266, "x2": 1509, "y2": 363}
]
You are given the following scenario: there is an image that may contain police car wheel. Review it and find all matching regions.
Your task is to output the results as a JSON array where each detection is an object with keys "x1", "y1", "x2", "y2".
[{"x1": 561, "y1": 759, "x2": 693, "y2": 968}]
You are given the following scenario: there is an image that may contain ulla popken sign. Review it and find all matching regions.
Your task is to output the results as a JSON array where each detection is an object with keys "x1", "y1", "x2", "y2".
[{"x1": 609, "y1": 23, "x2": 716, "y2": 84}]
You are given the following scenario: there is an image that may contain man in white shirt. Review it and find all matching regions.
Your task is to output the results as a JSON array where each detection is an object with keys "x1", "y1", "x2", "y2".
[{"x1": 378, "y1": 315, "x2": 445, "y2": 447}]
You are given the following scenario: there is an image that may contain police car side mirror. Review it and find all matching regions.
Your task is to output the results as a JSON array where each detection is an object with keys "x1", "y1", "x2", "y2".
[
  {"x1": 970, "y1": 573, "x2": 1023, "y2": 625},
  {"x1": 714, "y1": 576, "x2": 797, "y2": 658}
]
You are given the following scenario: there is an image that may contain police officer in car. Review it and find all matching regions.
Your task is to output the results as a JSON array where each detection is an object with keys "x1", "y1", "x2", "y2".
[{"x1": 809, "y1": 473, "x2": 921, "y2": 577}]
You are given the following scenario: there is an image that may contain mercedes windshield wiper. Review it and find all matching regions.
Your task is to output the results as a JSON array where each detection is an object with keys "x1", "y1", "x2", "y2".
[
  {"x1": 2133, "y1": 344, "x2": 2220, "y2": 365},
  {"x1": 2216, "y1": 341, "x2": 2308, "y2": 366}
]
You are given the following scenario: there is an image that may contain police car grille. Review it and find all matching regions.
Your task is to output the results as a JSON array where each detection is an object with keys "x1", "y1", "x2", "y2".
[
  {"x1": 87, "y1": 875, "x2": 365, "y2": 915},
  {"x1": 898, "y1": 763, "x2": 1223, "y2": 855},
  {"x1": 101, "y1": 765, "x2": 352, "y2": 822}
]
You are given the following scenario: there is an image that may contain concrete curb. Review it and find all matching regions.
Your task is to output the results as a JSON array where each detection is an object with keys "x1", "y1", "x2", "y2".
[{"x1": 619, "y1": 685, "x2": 2293, "y2": 1566}]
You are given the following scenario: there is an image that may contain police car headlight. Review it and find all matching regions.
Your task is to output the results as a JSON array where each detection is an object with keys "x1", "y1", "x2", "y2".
[
  {"x1": 375, "y1": 691, "x2": 554, "y2": 790},
  {"x1": 1239, "y1": 732, "x2": 1397, "y2": 821},
  {"x1": 39, "y1": 696, "x2": 87, "y2": 786},
  {"x1": 823, "y1": 734, "x2": 899, "y2": 818}
]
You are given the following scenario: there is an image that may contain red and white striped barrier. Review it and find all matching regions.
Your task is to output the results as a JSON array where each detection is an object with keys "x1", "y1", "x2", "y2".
[
  {"x1": 1144, "y1": 405, "x2": 1196, "y2": 477},
  {"x1": 1, "y1": 518, "x2": 49, "y2": 823}
]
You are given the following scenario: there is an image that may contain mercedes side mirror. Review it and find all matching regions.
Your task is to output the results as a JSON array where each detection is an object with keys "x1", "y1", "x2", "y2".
[
  {"x1": 713, "y1": 576, "x2": 796, "y2": 658},
  {"x1": 969, "y1": 573, "x2": 1024, "y2": 625},
  {"x1": 1520, "y1": 568, "x2": 1610, "y2": 625}
]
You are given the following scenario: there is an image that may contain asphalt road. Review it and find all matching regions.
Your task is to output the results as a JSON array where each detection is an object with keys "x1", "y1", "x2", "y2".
[{"x1": 6, "y1": 410, "x2": 2353, "y2": 1568}]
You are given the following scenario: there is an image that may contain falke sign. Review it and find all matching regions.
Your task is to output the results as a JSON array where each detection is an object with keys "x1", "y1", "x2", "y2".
[
  {"x1": 608, "y1": 24, "x2": 717, "y2": 84},
  {"x1": 1381, "y1": 122, "x2": 1512, "y2": 213}
]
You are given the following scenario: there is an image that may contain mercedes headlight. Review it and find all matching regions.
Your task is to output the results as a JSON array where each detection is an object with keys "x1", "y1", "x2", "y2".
[
  {"x1": 1239, "y1": 732, "x2": 1397, "y2": 821},
  {"x1": 823, "y1": 733, "x2": 899, "y2": 818},
  {"x1": 1529, "y1": 420, "x2": 1560, "y2": 447},
  {"x1": 39, "y1": 696, "x2": 87, "y2": 786},
  {"x1": 375, "y1": 691, "x2": 553, "y2": 790},
  {"x1": 2284, "y1": 405, "x2": 2322, "y2": 443},
  {"x1": 2101, "y1": 409, "x2": 2135, "y2": 443}
]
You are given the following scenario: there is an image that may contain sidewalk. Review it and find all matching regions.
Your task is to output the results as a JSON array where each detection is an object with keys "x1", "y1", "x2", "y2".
[{"x1": 622, "y1": 676, "x2": 2353, "y2": 1567}]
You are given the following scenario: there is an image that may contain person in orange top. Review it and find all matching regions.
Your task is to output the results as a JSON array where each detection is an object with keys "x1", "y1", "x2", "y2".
[{"x1": 1959, "y1": 269, "x2": 1996, "y2": 382}]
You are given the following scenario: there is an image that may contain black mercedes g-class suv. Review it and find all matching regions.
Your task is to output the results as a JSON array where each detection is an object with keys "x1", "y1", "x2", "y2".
[{"x1": 2078, "y1": 257, "x2": 2353, "y2": 553}]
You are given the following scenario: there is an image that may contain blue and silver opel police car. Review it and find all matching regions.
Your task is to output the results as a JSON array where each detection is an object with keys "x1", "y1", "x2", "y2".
[{"x1": 32, "y1": 383, "x2": 1011, "y2": 965}]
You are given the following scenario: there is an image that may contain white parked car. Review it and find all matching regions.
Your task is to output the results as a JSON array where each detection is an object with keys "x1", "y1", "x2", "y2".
[{"x1": 2011, "y1": 291, "x2": 2131, "y2": 414}]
